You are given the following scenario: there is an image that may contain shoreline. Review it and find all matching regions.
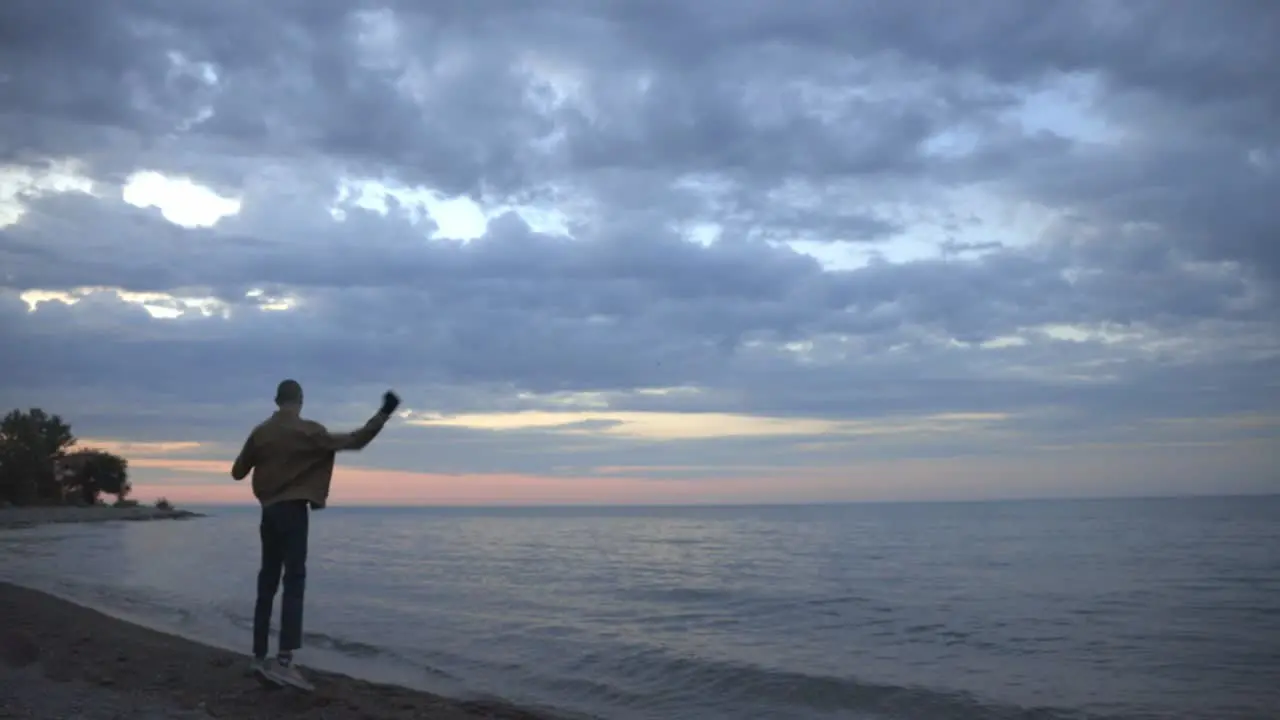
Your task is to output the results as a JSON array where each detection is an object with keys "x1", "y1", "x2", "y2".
[
  {"x1": 0, "y1": 508, "x2": 570, "y2": 719},
  {"x1": 0, "y1": 504, "x2": 205, "y2": 529},
  {"x1": 0, "y1": 581, "x2": 564, "y2": 720}
]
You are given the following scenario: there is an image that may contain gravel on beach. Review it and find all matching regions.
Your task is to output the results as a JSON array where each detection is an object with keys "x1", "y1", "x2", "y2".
[{"x1": 0, "y1": 665, "x2": 218, "y2": 720}]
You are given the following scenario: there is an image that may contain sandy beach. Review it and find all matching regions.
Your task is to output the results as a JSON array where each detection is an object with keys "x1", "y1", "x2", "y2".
[{"x1": 0, "y1": 509, "x2": 565, "y2": 720}]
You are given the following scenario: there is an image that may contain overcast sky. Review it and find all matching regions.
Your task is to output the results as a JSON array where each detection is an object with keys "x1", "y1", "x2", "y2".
[{"x1": 1, "y1": 1, "x2": 1277, "y2": 505}]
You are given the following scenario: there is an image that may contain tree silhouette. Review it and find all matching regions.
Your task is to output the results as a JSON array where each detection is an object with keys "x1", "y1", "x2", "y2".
[
  {"x1": 58, "y1": 449, "x2": 131, "y2": 506},
  {"x1": 0, "y1": 408, "x2": 77, "y2": 505}
]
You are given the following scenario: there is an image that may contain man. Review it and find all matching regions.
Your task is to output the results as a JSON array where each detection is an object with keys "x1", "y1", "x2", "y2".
[{"x1": 231, "y1": 379, "x2": 400, "y2": 690}]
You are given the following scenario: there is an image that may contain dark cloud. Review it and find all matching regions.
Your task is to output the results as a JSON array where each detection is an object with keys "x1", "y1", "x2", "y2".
[{"x1": 0, "y1": 1, "x2": 1277, "y2": 494}]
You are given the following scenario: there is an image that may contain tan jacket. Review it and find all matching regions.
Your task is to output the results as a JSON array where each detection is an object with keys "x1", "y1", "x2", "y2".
[{"x1": 231, "y1": 408, "x2": 389, "y2": 509}]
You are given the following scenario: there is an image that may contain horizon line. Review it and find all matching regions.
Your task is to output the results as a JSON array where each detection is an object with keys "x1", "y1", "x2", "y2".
[{"x1": 172, "y1": 489, "x2": 1280, "y2": 509}]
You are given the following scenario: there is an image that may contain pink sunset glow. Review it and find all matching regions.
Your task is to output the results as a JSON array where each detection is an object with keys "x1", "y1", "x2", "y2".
[
  {"x1": 122, "y1": 438, "x2": 1277, "y2": 506},
  {"x1": 128, "y1": 460, "x2": 860, "y2": 506}
]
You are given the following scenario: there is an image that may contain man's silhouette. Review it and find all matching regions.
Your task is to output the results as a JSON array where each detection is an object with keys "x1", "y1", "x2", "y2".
[{"x1": 231, "y1": 379, "x2": 399, "y2": 690}]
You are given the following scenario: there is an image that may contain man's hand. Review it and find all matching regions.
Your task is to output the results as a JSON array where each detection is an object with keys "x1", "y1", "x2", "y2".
[
  {"x1": 379, "y1": 390, "x2": 401, "y2": 417},
  {"x1": 231, "y1": 433, "x2": 256, "y2": 480}
]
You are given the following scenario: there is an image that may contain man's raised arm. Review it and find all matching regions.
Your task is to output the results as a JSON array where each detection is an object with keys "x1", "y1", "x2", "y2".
[{"x1": 309, "y1": 391, "x2": 401, "y2": 453}]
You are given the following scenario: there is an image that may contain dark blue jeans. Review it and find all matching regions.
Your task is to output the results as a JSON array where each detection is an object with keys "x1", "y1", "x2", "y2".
[{"x1": 253, "y1": 499, "x2": 309, "y2": 658}]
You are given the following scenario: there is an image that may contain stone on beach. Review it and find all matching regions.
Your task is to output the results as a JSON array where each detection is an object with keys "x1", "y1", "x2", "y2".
[{"x1": 0, "y1": 630, "x2": 40, "y2": 669}]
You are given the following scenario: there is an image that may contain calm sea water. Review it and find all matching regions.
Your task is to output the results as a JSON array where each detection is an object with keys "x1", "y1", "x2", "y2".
[{"x1": 2, "y1": 497, "x2": 1278, "y2": 720}]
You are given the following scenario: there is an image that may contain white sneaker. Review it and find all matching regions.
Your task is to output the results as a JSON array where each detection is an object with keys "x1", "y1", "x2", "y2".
[
  {"x1": 249, "y1": 656, "x2": 281, "y2": 686},
  {"x1": 264, "y1": 657, "x2": 314, "y2": 692}
]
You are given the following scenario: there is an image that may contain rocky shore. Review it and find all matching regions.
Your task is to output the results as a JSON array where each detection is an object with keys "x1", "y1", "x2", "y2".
[{"x1": 0, "y1": 504, "x2": 204, "y2": 529}]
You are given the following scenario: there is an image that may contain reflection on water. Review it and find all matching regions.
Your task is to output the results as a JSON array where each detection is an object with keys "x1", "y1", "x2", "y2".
[{"x1": 3, "y1": 498, "x2": 1280, "y2": 720}]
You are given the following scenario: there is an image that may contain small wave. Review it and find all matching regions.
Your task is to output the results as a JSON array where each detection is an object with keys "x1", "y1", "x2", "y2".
[
  {"x1": 216, "y1": 607, "x2": 457, "y2": 679},
  {"x1": 621, "y1": 586, "x2": 737, "y2": 604},
  {"x1": 804, "y1": 594, "x2": 871, "y2": 609},
  {"x1": 559, "y1": 647, "x2": 1123, "y2": 720}
]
